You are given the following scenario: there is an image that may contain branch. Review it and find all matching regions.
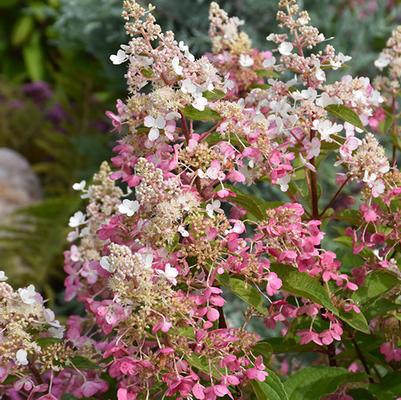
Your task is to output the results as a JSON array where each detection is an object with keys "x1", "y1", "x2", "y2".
[
  {"x1": 351, "y1": 337, "x2": 374, "y2": 383},
  {"x1": 179, "y1": 110, "x2": 191, "y2": 144},
  {"x1": 29, "y1": 361, "x2": 44, "y2": 385},
  {"x1": 309, "y1": 158, "x2": 319, "y2": 220},
  {"x1": 327, "y1": 342, "x2": 337, "y2": 367},
  {"x1": 319, "y1": 176, "x2": 351, "y2": 218},
  {"x1": 391, "y1": 96, "x2": 398, "y2": 166}
]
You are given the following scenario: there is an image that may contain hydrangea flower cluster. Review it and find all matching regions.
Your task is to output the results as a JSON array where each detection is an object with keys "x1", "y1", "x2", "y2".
[{"x1": 1, "y1": 1, "x2": 401, "y2": 399}]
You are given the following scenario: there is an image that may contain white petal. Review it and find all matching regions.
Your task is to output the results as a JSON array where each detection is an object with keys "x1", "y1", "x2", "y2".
[
  {"x1": 110, "y1": 49, "x2": 128, "y2": 65},
  {"x1": 278, "y1": 42, "x2": 293, "y2": 55},
  {"x1": 239, "y1": 54, "x2": 254, "y2": 68},
  {"x1": 315, "y1": 68, "x2": 326, "y2": 81},
  {"x1": 197, "y1": 169, "x2": 206, "y2": 179},
  {"x1": 263, "y1": 56, "x2": 276, "y2": 68},
  {"x1": 144, "y1": 115, "x2": 155, "y2": 128},
  {"x1": 141, "y1": 253, "x2": 153, "y2": 269},
  {"x1": 119, "y1": 199, "x2": 140, "y2": 216},
  {"x1": 100, "y1": 256, "x2": 112, "y2": 272},
  {"x1": 68, "y1": 211, "x2": 85, "y2": 228},
  {"x1": 374, "y1": 53, "x2": 391, "y2": 70},
  {"x1": 16, "y1": 349, "x2": 29, "y2": 365},
  {"x1": 44, "y1": 308, "x2": 55, "y2": 323},
  {"x1": 212, "y1": 200, "x2": 221, "y2": 208},
  {"x1": 192, "y1": 96, "x2": 208, "y2": 111},
  {"x1": 148, "y1": 127, "x2": 160, "y2": 141},
  {"x1": 0, "y1": 271, "x2": 7, "y2": 282},
  {"x1": 72, "y1": 180, "x2": 86, "y2": 191},
  {"x1": 154, "y1": 116, "x2": 166, "y2": 129},
  {"x1": 181, "y1": 78, "x2": 197, "y2": 94},
  {"x1": 178, "y1": 226, "x2": 189, "y2": 237},
  {"x1": 172, "y1": 56, "x2": 183, "y2": 75},
  {"x1": 18, "y1": 285, "x2": 37, "y2": 305},
  {"x1": 166, "y1": 111, "x2": 180, "y2": 121}
]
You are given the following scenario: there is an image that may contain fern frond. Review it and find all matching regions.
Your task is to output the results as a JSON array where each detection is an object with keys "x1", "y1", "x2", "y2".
[{"x1": 0, "y1": 196, "x2": 81, "y2": 302}]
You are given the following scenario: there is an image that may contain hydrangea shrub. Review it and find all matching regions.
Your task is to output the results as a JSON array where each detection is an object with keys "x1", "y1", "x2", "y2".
[{"x1": 1, "y1": 0, "x2": 401, "y2": 399}]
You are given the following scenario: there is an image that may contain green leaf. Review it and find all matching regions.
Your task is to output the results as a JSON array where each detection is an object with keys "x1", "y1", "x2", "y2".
[
  {"x1": 337, "y1": 307, "x2": 370, "y2": 335},
  {"x1": 36, "y1": 337, "x2": 63, "y2": 348},
  {"x1": 218, "y1": 275, "x2": 266, "y2": 314},
  {"x1": 22, "y1": 32, "x2": 44, "y2": 81},
  {"x1": 181, "y1": 105, "x2": 220, "y2": 121},
  {"x1": 203, "y1": 89, "x2": 226, "y2": 101},
  {"x1": 249, "y1": 83, "x2": 271, "y2": 90},
  {"x1": 141, "y1": 68, "x2": 153, "y2": 78},
  {"x1": 392, "y1": 133, "x2": 401, "y2": 151},
  {"x1": 3, "y1": 375, "x2": 18, "y2": 384},
  {"x1": 62, "y1": 395, "x2": 96, "y2": 400},
  {"x1": 255, "y1": 69, "x2": 280, "y2": 78},
  {"x1": 271, "y1": 264, "x2": 337, "y2": 314},
  {"x1": 347, "y1": 388, "x2": 375, "y2": 399},
  {"x1": 285, "y1": 367, "x2": 367, "y2": 400},
  {"x1": 325, "y1": 104, "x2": 364, "y2": 130},
  {"x1": 186, "y1": 354, "x2": 222, "y2": 379},
  {"x1": 366, "y1": 298, "x2": 400, "y2": 319},
  {"x1": 380, "y1": 113, "x2": 394, "y2": 135},
  {"x1": 335, "y1": 209, "x2": 361, "y2": 226},
  {"x1": 369, "y1": 371, "x2": 401, "y2": 398},
  {"x1": 352, "y1": 270, "x2": 399, "y2": 305},
  {"x1": 252, "y1": 369, "x2": 288, "y2": 400},
  {"x1": 228, "y1": 191, "x2": 266, "y2": 220},
  {"x1": 252, "y1": 341, "x2": 273, "y2": 359},
  {"x1": 172, "y1": 326, "x2": 195, "y2": 339},
  {"x1": 227, "y1": 186, "x2": 283, "y2": 221},
  {"x1": 0, "y1": 0, "x2": 18, "y2": 7},
  {"x1": 100, "y1": 372, "x2": 119, "y2": 400},
  {"x1": 271, "y1": 264, "x2": 370, "y2": 333},
  {"x1": 70, "y1": 356, "x2": 99, "y2": 370},
  {"x1": 255, "y1": 337, "x2": 318, "y2": 354},
  {"x1": 206, "y1": 132, "x2": 248, "y2": 148},
  {"x1": 12, "y1": 16, "x2": 34, "y2": 46}
]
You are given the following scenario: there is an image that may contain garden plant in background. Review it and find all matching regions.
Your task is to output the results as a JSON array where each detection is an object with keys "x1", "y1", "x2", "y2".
[
  {"x1": 1, "y1": 0, "x2": 401, "y2": 399},
  {"x1": 0, "y1": 76, "x2": 112, "y2": 294}
]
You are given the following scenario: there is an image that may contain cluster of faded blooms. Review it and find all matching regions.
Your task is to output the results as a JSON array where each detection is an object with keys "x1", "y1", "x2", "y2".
[{"x1": 1, "y1": 0, "x2": 401, "y2": 399}]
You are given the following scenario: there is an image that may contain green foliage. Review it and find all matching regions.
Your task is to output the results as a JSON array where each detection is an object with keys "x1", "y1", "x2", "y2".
[
  {"x1": 70, "y1": 355, "x2": 99, "y2": 370},
  {"x1": 54, "y1": 0, "x2": 126, "y2": 92},
  {"x1": 0, "y1": 196, "x2": 80, "y2": 299},
  {"x1": 271, "y1": 264, "x2": 370, "y2": 333},
  {"x1": 369, "y1": 371, "x2": 401, "y2": 399},
  {"x1": 352, "y1": 270, "x2": 400, "y2": 306},
  {"x1": 228, "y1": 185, "x2": 284, "y2": 220},
  {"x1": 0, "y1": 0, "x2": 56, "y2": 80},
  {"x1": 325, "y1": 104, "x2": 364, "y2": 130},
  {"x1": 252, "y1": 369, "x2": 288, "y2": 400},
  {"x1": 0, "y1": 65, "x2": 112, "y2": 294},
  {"x1": 181, "y1": 105, "x2": 221, "y2": 121},
  {"x1": 284, "y1": 367, "x2": 367, "y2": 400},
  {"x1": 218, "y1": 274, "x2": 267, "y2": 315},
  {"x1": 186, "y1": 354, "x2": 223, "y2": 379},
  {"x1": 203, "y1": 89, "x2": 226, "y2": 101},
  {"x1": 22, "y1": 31, "x2": 44, "y2": 81},
  {"x1": 253, "y1": 337, "x2": 318, "y2": 355}
]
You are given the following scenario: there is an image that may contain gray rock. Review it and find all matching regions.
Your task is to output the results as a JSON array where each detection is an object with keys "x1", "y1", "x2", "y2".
[{"x1": 0, "y1": 148, "x2": 42, "y2": 217}]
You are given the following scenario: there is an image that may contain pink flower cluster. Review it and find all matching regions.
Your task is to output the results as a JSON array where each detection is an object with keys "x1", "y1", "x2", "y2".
[{"x1": 2, "y1": 0, "x2": 401, "y2": 399}]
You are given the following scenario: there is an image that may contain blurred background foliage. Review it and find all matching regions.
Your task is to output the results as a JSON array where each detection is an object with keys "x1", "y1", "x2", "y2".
[{"x1": 1, "y1": 0, "x2": 401, "y2": 303}]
